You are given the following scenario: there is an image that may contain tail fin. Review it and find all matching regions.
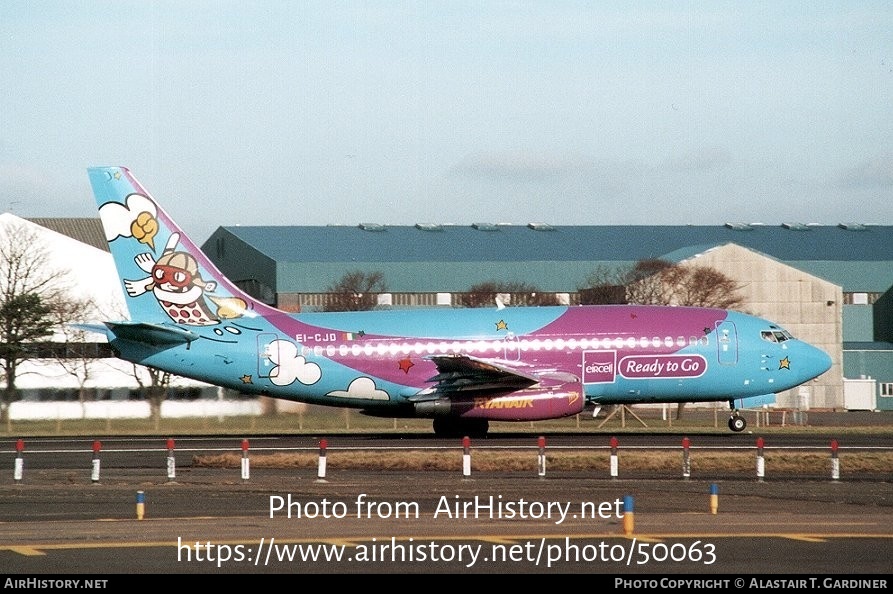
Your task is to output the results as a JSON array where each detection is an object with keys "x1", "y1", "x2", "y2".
[{"x1": 88, "y1": 166, "x2": 280, "y2": 327}]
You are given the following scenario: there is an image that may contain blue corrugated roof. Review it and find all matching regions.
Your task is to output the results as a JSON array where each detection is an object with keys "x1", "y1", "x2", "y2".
[
  {"x1": 218, "y1": 223, "x2": 893, "y2": 263},
  {"x1": 844, "y1": 342, "x2": 893, "y2": 351}
]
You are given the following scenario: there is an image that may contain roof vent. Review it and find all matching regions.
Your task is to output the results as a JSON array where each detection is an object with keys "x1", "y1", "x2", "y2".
[
  {"x1": 781, "y1": 222, "x2": 811, "y2": 231},
  {"x1": 358, "y1": 223, "x2": 386, "y2": 232},
  {"x1": 527, "y1": 222, "x2": 555, "y2": 231},
  {"x1": 472, "y1": 222, "x2": 500, "y2": 231}
]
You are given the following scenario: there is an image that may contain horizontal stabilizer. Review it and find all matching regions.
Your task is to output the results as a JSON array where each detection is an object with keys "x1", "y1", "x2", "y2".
[
  {"x1": 102, "y1": 321, "x2": 201, "y2": 346},
  {"x1": 70, "y1": 322, "x2": 113, "y2": 339}
]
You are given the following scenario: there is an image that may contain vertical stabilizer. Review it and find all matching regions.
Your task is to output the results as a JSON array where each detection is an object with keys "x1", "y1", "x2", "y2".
[{"x1": 87, "y1": 166, "x2": 280, "y2": 326}]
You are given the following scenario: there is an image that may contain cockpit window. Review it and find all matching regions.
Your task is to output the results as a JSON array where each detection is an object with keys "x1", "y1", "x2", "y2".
[{"x1": 762, "y1": 327, "x2": 794, "y2": 343}]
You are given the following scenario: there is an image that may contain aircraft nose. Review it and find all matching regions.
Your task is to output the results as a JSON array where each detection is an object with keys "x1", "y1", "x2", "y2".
[{"x1": 802, "y1": 343, "x2": 832, "y2": 379}]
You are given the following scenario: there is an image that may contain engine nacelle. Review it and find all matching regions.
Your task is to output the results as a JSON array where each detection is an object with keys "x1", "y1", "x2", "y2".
[{"x1": 414, "y1": 382, "x2": 584, "y2": 421}]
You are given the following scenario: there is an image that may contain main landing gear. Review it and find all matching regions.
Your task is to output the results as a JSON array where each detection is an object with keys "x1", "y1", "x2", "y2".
[{"x1": 728, "y1": 405, "x2": 747, "y2": 432}]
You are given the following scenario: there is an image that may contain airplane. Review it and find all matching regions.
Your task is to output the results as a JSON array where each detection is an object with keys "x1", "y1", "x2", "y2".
[{"x1": 84, "y1": 166, "x2": 833, "y2": 437}]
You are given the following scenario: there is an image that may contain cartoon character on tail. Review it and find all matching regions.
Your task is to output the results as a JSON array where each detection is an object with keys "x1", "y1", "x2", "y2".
[{"x1": 124, "y1": 232, "x2": 222, "y2": 325}]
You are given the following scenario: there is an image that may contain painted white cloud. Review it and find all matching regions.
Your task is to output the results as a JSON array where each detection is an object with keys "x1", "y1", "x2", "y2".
[
  {"x1": 98, "y1": 193, "x2": 157, "y2": 241},
  {"x1": 327, "y1": 377, "x2": 390, "y2": 401},
  {"x1": 267, "y1": 339, "x2": 322, "y2": 386}
]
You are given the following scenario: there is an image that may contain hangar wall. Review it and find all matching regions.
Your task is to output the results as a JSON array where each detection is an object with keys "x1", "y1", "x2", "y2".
[{"x1": 681, "y1": 243, "x2": 843, "y2": 409}]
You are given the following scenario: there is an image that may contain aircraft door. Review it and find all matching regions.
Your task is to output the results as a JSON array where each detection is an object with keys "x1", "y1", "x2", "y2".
[
  {"x1": 257, "y1": 333, "x2": 279, "y2": 378},
  {"x1": 503, "y1": 332, "x2": 521, "y2": 361},
  {"x1": 715, "y1": 321, "x2": 738, "y2": 365}
]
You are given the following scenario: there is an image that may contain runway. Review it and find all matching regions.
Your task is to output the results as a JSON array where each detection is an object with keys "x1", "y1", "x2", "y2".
[{"x1": 1, "y1": 433, "x2": 892, "y2": 576}]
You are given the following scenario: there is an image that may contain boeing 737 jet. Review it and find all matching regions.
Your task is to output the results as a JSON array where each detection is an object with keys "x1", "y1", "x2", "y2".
[{"x1": 84, "y1": 166, "x2": 832, "y2": 437}]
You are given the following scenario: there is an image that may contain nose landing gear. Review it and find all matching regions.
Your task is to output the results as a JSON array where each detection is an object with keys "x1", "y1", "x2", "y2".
[{"x1": 728, "y1": 403, "x2": 747, "y2": 432}]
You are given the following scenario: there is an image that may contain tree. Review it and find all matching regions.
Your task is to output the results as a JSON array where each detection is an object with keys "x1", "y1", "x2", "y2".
[
  {"x1": 458, "y1": 281, "x2": 558, "y2": 308},
  {"x1": 577, "y1": 265, "x2": 628, "y2": 305},
  {"x1": 133, "y1": 364, "x2": 173, "y2": 430},
  {"x1": 323, "y1": 271, "x2": 388, "y2": 312},
  {"x1": 51, "y1": 296, "x2": 106, "y2": 418},
  {"x1": 624, "y1": 259, "x2": 678, "y2": 305},
  {"x1": 580, "y1": 259, "x2": 744, "y2": 310},
  {"x1": 628, "y1": 260, "x2": 745, "y2": 309},
  {"x1": 0, "y1": 222, "x2": 79, "y2": 424}
]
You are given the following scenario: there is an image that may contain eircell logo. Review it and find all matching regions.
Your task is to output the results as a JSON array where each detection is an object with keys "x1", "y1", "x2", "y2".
[{"x1": 583, "y1": 351, "x2": 617, "y2": 384}]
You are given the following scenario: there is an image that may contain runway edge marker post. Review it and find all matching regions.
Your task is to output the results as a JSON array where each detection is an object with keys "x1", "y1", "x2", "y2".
[
  {"x1": 13, "y1": 438, "x2": 24, "y2": 483},
  {"x1": 91, "y1": 440, "x2": 101, "y2": 484},
  {"x1": 610, "y1": 436, "x2": 619, "y2": 479},
  {"x1": 682, "y1": 436, "x2": 691, "y2": 479},
  {"x1": 241, "y1": 438, "x2": 250, "y2": 481},
  {"x1": 756, "y1": 436, "x2": 765, "y2": 482},
  {"x1": 316, "y1": 438, "x2": 328, "y2": 483},
  {"x1": 830, "y1": 439, "x2": 840, "y2": 481},
  {"x1": 166, "y1": 438, "x2": 176, "y2": 482},
  {"x1": 537, "y1": 436, "x2": 546, "y2": 478}
]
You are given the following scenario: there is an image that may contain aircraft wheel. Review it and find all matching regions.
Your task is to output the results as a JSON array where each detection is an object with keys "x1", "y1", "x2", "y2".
[{"x1": 728, "y1": 415, "x2": 747, "y2": 432}]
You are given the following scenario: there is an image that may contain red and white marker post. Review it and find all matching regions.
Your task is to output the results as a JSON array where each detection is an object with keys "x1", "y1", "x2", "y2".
[
  {"x1": 13, "y1": 439, "x2": 24, "y2": 483},
  {"x1": 166, "y1": 438, "x2": 176, "y2": 481},
  {"x1": 91, "y1": 440, "x2": 102, "y2": 483},
  {"x1": 609, "y1": 436, "x2": 619, "y2": 479},
  {"x1": 317, "y1": 438, "x2": 328, "y2": 481},
  {"x1": 537, "y1": 436, "x2": 546, "y2": 478},
  {"x1": 830, "y1": 439, "x2": 840, "y2": 481},
  {"x1": 240, "y1": 438, "x2": 250, "y2": 481},
  {"x1": 756, "y1": 437, "x2": 765, "y2": 482}
]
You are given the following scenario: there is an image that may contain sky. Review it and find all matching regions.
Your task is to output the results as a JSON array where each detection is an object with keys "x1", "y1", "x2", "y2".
[{"x1": 2, "y1": 1, "x2": 892, "y2": 243}]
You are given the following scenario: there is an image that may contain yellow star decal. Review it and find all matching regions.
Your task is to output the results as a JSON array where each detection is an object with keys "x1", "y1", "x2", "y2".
[
  {"x1": 240, "y1": 374, "x2": 253, "y2": 384},
  {"x1": 495, "y1": 319, "x2": 508, "y2": 331},
  {"x1": 778, "y1": 357, "x2": 790, "y2": 370}
]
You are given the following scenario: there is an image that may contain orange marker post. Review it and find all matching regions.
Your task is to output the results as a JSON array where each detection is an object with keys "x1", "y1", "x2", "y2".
[
  {"x1": 136, "y1": 490, "x2": 146, "y2": 520},
  {"x1": 623, "y1": 495, "x2": 634, "y2": 536},
  {"x1": 462, "y1": 436, "x2": 471, "y2": 478}
]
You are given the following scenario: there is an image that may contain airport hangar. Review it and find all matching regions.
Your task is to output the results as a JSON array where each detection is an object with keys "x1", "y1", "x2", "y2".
[
  {"x1": 201, "y1": 220, "x2": 893, "y2": 412},
  {"x1": 12, "y1": 216, "x2": 893, "y2": 415}
]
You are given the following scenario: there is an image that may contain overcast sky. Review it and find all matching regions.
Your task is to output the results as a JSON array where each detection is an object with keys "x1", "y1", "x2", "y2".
[{"x1": 2, "y1": 1, "x2": 892, "y2": 243}]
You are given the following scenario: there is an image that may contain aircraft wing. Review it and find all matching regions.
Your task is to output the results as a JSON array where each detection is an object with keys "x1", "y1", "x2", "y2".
[{"x1": 408, "y1": 353, "x2": 540, "y2": 401}]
